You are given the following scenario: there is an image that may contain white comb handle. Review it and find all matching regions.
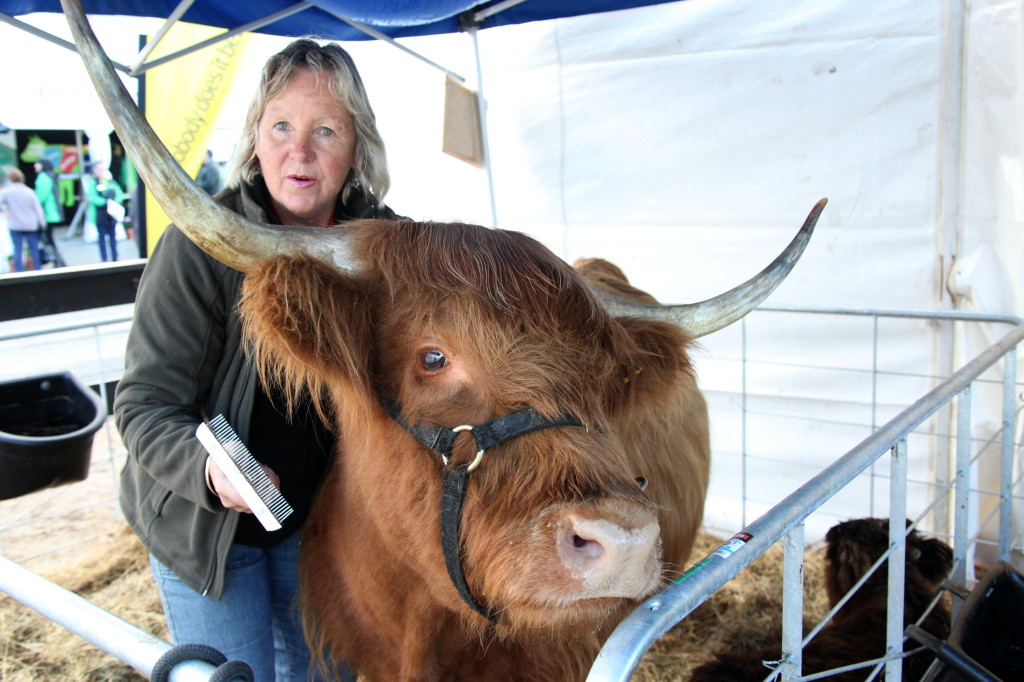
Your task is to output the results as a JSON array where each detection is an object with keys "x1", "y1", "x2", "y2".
[{"x1": 197, "y1": 422, "x2": 282, "y2": 531}]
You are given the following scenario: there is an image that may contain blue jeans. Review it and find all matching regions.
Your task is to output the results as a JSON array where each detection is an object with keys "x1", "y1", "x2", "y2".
[
  {"x1": 149, "y1": 534, "x2": 352, "y2": 681},
  {"x1": 10, "y1": 230, "x2": 40, "y2": 272},
  {"x1": 97, "y1": 222, "x2": 118, "y2": 262}
]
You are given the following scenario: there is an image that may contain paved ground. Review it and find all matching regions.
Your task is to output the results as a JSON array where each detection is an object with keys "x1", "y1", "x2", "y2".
[
  {"x1": 2, "y1": 223, "x2": 141, "y2": 272},
  {"x1": 46, "y1": 224, "x2": 142, "y2": 268}
]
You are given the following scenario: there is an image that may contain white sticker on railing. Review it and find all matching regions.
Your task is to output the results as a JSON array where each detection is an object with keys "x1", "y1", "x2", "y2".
[
  {"x1": 712, "y1": 532, "x2": 753, "y2": 559},
  {"x1": 675, "y1": 532, "x2": 753, "y2": 583}
]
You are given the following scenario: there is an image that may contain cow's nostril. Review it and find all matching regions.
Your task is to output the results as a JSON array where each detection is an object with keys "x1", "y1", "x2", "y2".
[
  {"x1": 570, "y1": 533, "x2": 606, "y2": 560},
  {"x1": 562, "y1": 525, "x2": 609, "y2": 563}
]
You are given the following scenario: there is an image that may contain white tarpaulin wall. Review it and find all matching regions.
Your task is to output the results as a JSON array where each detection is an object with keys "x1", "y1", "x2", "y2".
[
  {"x1": 477, "y1": 0, "x2": 1022, "y2": 312},
  {"x1": 2, "y1": 0, "x2": 1021, "y2": 542}
]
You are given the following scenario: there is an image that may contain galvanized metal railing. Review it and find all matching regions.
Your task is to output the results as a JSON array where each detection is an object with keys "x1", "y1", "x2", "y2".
[
  {"x1": 587, "y1": 308, "x2": 1024, "y2": 681},
  {"x1": 0, "y1": 554, "x2": 230, "y2": 681}
]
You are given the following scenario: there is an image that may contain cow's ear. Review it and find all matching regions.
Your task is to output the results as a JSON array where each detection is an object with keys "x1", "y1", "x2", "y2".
[
  {"x1": 912, "y1": 535, "x2": 953, "y2": 583},
  {"x1": 609, "y1": 318, "x2": 696, "y2": 411},
  {"x1": 240, "y1": 254, "x2": 374, "y2": 410}
]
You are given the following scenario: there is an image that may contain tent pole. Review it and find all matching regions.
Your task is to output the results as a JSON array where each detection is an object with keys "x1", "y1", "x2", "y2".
[
  {"x1": 0, "y1": 12, "x2": 129, "y2": 72},
  {"x1": 128, "y1": 0, "x2": 196, "y2": 75},
  {"x1": 469, "y1": 27, "x2": 498, "y2": 228},
  {"x1": 938, "y1": 0, "x2": 966, "y2": 296},
  {"x1": 331, "y1": 14, "x2": 466, "y2": 83},
  {"x1": 933, "y1": 0, "x2": 968, "y2": 540},
  {"x1": 133, "y1": 2, "x2": 313, "y2": 74},
  {"x1": 470, "y1": 0, "x2": 530, "y2": 24}
]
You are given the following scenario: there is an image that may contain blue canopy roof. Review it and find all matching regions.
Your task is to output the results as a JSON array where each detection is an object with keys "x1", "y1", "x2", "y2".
[{"x1": 1, "y1": 0, "x2": 677, "y2": 40}]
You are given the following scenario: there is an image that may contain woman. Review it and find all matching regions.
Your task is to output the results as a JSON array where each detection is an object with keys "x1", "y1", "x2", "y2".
[
  {"x1": 83, "y1": 162, "x2": 125, "y2": 262},
  {"x1": 33, "y1": 159, "x2": 65, "y2": 267},
  {"x1": 114, "y1": 40, "x2": 396, "y2": 681},
  {"x1": 0, "y1": 168, "x2": 46, "y2": 272}
]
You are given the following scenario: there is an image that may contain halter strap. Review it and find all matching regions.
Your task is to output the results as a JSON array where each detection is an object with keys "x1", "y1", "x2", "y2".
[
  {"x1": 383, "y1": 399, "x2": 583, "y2": 463},
  {"x1": 381, "y1": 397, "x2": 583, "y2": 622},
  {"x1": 440, "y1": 464, "x2": 493, "y2": 621}
]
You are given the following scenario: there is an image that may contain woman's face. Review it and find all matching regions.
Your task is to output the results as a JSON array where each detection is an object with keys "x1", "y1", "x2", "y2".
[{"x1": 255, "y1": 69, "x2": 356, "y2": 227}]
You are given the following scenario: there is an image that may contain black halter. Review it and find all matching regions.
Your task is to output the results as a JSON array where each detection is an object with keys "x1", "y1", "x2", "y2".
[{"x1": 381, "y1": 397, "x2": 583, "y2": 623}]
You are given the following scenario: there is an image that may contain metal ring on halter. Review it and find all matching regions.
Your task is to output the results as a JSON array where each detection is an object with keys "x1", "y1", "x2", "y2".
[{"x1": 446, "y1": 424, "x2": 485, "y2": 472}]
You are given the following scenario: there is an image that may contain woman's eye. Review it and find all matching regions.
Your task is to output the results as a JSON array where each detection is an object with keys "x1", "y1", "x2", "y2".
[
  {"x1": 421, "y1": 350, "x2": 447, "y2": 371},
  {"x1": 317, "y1": 126, "x2": 335, "y2": 137},
  {"x1": 273, "y1": 121, "x2": 288, "y2": 131}
]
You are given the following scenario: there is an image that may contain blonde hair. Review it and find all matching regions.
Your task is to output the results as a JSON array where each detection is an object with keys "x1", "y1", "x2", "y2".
[
  {"x1": 6, "y1": 168, "x2": 25, "y2": 184},
  {"x1": 226, "y1": 39, "x2": 390, "y2": 203}
]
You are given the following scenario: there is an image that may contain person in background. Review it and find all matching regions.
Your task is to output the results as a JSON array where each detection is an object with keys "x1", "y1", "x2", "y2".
[
  {"x1": 0, "y1": 168, "x2": 46, "y2": 272},
  {"x1": 83, "y1": 162, "x2": 125, "y2": 262},
  {"x1": 33, "y1": 159, "x2": 66, "y2": 268},
  {"x1": 196, "y1": 149, "x2": 223, "y2": 195},
  {"x1": 114, "y1": 39, "x2": 396, "y2": 681}
]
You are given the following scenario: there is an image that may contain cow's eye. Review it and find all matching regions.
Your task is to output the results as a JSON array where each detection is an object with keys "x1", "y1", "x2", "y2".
[{"x1": 422, "y1": 349, "x2": 447, "y2": 371}]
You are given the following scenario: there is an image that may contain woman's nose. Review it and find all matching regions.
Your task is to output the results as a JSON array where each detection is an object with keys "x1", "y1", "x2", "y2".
[{"x1": 286, "y1": 133, "x2": 315, "y2": 160}]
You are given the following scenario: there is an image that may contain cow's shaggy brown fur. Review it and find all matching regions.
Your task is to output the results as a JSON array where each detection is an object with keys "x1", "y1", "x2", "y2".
[
  {"x1": 690, "y1": 518, "x2": 953, "y2": 681},
  {"x1": 238, "y1": 220, "x2": 711, "y2": 681}
]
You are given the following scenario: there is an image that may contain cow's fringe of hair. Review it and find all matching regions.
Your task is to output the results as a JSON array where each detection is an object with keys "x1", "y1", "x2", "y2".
[
  {"x1": 362, "y1": 220, "x2": 697, "y2": 421},
  {"x1": 239, "y1": 252, "x2": 376, "y2": 427}
]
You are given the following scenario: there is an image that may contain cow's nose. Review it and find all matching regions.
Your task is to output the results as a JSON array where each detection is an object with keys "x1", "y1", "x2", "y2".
[{"x1": 557, "y1": 513, "x2": 660, "y2": 599}]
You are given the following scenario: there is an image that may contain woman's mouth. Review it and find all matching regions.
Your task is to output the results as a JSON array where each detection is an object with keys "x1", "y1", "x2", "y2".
[{"x1": 287, "y1": 174, "x2": 316, "y2": 187}]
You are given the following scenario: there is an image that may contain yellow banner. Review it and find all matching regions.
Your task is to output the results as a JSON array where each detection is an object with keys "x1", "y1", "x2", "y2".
[{"x1": 144, "y1": 26, "x2": 249, "y2": 253}]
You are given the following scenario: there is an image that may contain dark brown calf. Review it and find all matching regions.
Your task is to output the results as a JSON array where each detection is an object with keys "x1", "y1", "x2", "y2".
[{"x1": 690, "y1": 518, "x2": 952, "y2": 682}]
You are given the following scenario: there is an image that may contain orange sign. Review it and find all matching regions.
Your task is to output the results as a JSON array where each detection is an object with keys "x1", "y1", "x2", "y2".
[{"x1": 59, "y1": 147, "x2": 80, "y2": 173}]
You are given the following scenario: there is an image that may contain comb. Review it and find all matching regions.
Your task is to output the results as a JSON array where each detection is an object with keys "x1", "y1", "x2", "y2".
[{"x1": 196, "y1": 414, "x2": 294, "y2": 531}]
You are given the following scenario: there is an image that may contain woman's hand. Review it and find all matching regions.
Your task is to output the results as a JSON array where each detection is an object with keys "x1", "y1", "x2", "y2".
[{"x1": 205, "y1": 456, "x2": 281, "y2": 514}]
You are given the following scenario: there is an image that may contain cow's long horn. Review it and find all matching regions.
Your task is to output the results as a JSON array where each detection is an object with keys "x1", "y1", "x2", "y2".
[
  {"x1": 597, "y1": 198, "x2": 826, "y2": 338},
  {"x1": 60, "y1": 0, "x2": 362, "y2": 273}
]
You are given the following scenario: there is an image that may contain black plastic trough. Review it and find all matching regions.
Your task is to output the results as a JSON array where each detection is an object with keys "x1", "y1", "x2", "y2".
[{"x1": 0, "y1": 372, "x2": 107, "y2": 500}]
